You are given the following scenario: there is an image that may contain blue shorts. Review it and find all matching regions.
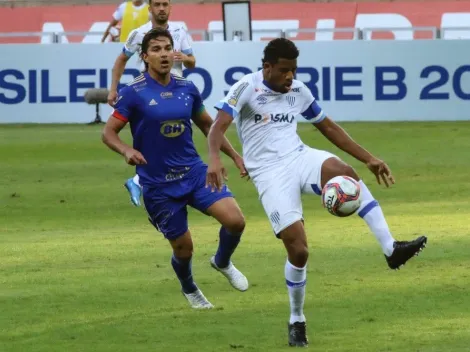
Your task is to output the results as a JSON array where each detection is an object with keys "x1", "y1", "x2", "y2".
[{"x1": 142, "y1": 164, "x2": 233, "y2": 240}]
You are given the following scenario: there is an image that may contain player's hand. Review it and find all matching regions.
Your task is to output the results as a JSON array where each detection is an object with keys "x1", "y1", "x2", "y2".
[
  {"x1": 123, "y1": 148, "x2": 147, "y2": 166},
  {"x1": 108, "y1": 90, "x2": 118, "y2": 107},
  {"x1": 206, "y1": 156, "x2": 228, "y2": 192},
  {"x1": 366, "y1": 157, "x2": 395, "y2": 187},
  {"x1": 233, "y1": 155, "x2": 250, "y2": 181},
  {"x1": 173, "y1": 51, "x2": 187, "y2": 62}
]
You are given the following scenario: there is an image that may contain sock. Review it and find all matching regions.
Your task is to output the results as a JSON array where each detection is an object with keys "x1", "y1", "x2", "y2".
[
  {"x1": 132, "y1": 174, "x2": 141, "y2": 187},
  {"x1": 357, "y1": 180, "x2": 396, "y2": 256},
  {"x1": 285, "y1": 260, "x2": 306, "y2": 324},
  {"x1": 214, "y1": 227, "x2": 242, "y2": 268},
  {"x1": 171, "y1": 255, "x2": 198, "y2": 294}
]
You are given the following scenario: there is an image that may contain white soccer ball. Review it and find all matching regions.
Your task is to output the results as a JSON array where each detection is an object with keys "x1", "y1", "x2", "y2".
[
  {"x1": 321, "y1": 176, "x2": 362, "y2": 217},
  {"x1": 109, "y1": 26, "x2": 121, "y2": 42}
]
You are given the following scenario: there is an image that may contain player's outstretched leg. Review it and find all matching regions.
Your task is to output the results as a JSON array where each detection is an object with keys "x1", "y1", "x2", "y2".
[
  {"x1": 169, "y1": 230, "x2": 213, "y2": 309},
  {"x1": 279, "y1": 221, "x2": 309, "y2": 348},
  {"x1": 205, "y1": 197, "x2": 249, "y2": 292},
  {"x1": 124, "y1": 174, "x2": 142, "y2": 207},
  {"x1": 321, "y1": 157, "x2": 427, "y2": 270}
]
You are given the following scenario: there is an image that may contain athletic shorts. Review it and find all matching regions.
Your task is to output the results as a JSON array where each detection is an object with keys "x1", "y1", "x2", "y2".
[
  {"x1": 251, "y1": 146, "x2": 338, "y2": 237},
  {"x1": 142, "y1": 164, "x2": 233, "y2": 240}
]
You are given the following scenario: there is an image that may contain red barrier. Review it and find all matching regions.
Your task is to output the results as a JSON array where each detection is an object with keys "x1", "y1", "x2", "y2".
[{"x1": 0, "y1": 1, "x2": 469, "y2": 43}]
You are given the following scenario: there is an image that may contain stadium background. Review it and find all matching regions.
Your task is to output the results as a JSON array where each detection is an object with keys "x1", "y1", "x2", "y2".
[{"x1": 1, "y1": 1, "x2": 470, "y2": 351}]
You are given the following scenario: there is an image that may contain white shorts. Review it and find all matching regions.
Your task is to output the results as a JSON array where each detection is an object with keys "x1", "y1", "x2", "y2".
[{"x1": 251, "y1": 146, "x2": 338, "y2": 236}]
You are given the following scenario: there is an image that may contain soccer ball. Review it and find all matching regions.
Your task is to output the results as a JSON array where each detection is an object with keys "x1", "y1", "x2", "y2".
[
  {"x1": 321, "y1": 176, "x2": 362, "y2": 217},
  {"x1": 109, "y1": 26, "x2": 121, "y2": 42}
]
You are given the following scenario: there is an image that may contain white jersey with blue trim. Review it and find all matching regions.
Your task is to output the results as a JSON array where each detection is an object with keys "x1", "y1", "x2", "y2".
[
  {"x1": 122, "y1": 21, "x2": 194, "y2": 77},
  {"x1": 215, "y1": 70, "x2": 326, "y2": 178}
]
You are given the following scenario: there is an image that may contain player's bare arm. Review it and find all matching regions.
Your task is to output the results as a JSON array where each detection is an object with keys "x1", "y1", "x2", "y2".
[
  {"x1": 174, "y1": 52, "x2": 196, "y2": 69},
  {"x1": 102, "y1": 116, "x2": 147, "y2": 166},
  {"x1": 108, "y1": 53, "x2": 131, "y2": 106},
  {"x1": 101, "y1": 18, "x2": 119, "y2": 43},
  {"x1": 314, "y1": 117, "x2": 394, "y2": 187},
  {"x1": 192, "y1": 108, "x2": 243, "y2": 163},
  {"x1": 206, "y1": 109, "x2": 243, "y2": 191}
]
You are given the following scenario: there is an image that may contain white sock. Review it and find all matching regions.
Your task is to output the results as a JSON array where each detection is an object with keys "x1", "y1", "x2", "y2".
[
  {"x1": 132, "y1": 174, "x2": 141, "y2": 187},
  {"x1": 357, "y1": 181, "x2": 395, "y2": 256},
  {"x1": 285, "y1": 260, "x2": 306, "y2": 324}
]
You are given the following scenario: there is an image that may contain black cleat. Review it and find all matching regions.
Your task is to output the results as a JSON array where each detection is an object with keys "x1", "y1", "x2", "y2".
[
  {"x1": 385, "y1": 236, "x2": 427, "y2": 270},
  {"x1": 288, "y1": 322, "x2": 308, "y2": 347}
]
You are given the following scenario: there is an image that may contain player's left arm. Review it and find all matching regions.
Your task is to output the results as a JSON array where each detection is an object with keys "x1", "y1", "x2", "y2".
[
  {"x1": 313, "y1": 117, "x2": 394, "y2": 186},
  {"x1": 300, "y1": 86, "x2": 394, "y2": 186}
]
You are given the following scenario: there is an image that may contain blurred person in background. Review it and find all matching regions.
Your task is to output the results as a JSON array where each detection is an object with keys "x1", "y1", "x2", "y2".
[
  {"x1": 101, "y1": 0, "x2": 149, "y2": 43},
  {"x1": 107, "y1": 0, "x2": 196, "y2": 207}
]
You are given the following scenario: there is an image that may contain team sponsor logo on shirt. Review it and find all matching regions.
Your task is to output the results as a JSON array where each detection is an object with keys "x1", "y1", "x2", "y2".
[
  {"x1": 291, "y1": 87, "x2": 301, "y2": 93},
  {"x1": 254, "y1": 113, "x2": 295, "y2": 124},
  {"x1": 160, "y1": 120, "x2": 185, "y2": 137},
  {"x1": 160, "y1": 92, "x2": 173, "y2": 99},
  {"x1": 228, "y1": 82, "x2": 249, "y2": 107}
]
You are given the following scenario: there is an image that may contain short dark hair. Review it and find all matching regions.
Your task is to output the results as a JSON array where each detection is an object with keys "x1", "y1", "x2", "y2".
[
  {"x1": 140, "y1": 28, "x2": 174, "y2": 70},
  {"x1": 262, "y1": 38, "x2": 299, "y2": 65}
]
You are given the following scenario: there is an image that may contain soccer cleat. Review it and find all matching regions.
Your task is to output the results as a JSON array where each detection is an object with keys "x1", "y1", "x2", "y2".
[
  {"x1": 210, "y1": 256, "x2": 249, "y2": 292},
  {"x1": 124, "y1": 177, "x2": 142, "y2": 207},
  {"x1": 288, "y1": 322, "x2": 308, "y2": 347},
  {"x1": 182, "y1": 289, "x2": 214, "y2": 309},
  {"x1": 385, "y1": 235, "x2": 427, "y2": 270}
]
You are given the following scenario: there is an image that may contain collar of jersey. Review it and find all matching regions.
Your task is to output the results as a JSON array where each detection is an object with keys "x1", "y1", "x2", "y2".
[
  {"x1": 262, "y1": 80, "x2": 281, "y2": 94},
  {"x1": 144, "y1": 72, "x2": 175, "y2": 88}
]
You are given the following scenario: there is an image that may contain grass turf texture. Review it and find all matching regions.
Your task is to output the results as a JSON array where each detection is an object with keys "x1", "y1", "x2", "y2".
[{"x1": 1, "y1": 122, "x2": 469, "y2": 352}]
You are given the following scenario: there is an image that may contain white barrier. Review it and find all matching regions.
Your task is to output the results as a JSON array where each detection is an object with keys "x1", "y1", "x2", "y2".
[{"x1": 0, "y1": 40, "x2": 469, "y2": 123}]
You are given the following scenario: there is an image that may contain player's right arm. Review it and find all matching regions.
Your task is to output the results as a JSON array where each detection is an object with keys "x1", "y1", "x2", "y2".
[
  {"x1": 101, "y1": 2, "x2": 124, "y2": 43},
  {"x1": 207, "y1": 79, "x2": 252, "y2": 190},
  {"x1": 102, "y1": 87, "x2": 147, "y2": 166},
  {"x1": 108, "y1": 29, "x2": 139, "y2": 106}
]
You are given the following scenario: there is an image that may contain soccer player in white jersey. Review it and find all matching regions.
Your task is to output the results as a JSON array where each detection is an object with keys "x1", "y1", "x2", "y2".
[
  {"x1": 206, "y1": 38, "x2": 427, "y2": 347},
  {"x1": 107, "y1": 0, "x2": 196, "y2": 206}
]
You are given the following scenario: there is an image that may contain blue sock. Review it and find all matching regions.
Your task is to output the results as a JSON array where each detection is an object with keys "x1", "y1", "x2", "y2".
[
  {"x1": 171, "y1": 255, "x2": 198, "y2": 294},
  {"x1": 214, "y1": 227, "x2": 242, "y2": 268}
]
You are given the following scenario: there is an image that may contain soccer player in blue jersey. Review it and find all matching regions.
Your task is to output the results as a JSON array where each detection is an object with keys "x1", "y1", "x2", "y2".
[{"x1": 101, "y1": 28, "x2": 249, "y2": 309}]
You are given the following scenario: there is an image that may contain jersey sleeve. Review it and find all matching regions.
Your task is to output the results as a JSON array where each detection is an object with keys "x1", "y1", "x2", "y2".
[
  {"x1": 214, "y1": 79, "x2": 252, "y2": 119},
  {"x1": 122, "y1": 29, "x2": 140, "y2": 58},
  {"x1": 190, "y1": 83, "x2": 204, "y2": 117},
  {"x1": 299, "y1": 84, "x2": 326, "y2": 124},
  {"x1": 112, "y1": 2, "x2": 126, "y2": 21},
  {"x1": 180, "y1": 29, "x2": 194, "y2": 56},
  {"x1": 112, "y1": 86, "x2": 135, "y2": 122}
]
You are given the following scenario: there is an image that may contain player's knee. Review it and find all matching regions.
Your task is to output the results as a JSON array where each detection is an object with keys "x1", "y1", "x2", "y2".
[
  {"x1": 170, "y1": 233, "x2": 194, "y2": 259},
  {"x1": 223, "y1": 212, "x2": 245, "y2": 234},
  {"x1": 224, "y1": 214, "x2": 246, "y2": 234},
  {"x1": 342, "y1": 164, "x2": 360, "y2": 181},
  {"x1": 289, "y1": 242, "x2": 309, "y2": 267},
  {"x1": 173, "y1": 244, "x2": 193, "y2": 259}
]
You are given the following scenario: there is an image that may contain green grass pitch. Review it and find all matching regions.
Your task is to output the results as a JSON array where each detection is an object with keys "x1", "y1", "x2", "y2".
[{"x1": 1, "y1": 122, "x2": 470, "y2": 352}]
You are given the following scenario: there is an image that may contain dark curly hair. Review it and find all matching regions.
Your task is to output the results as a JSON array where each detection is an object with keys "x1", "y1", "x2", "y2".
[{"x1": 262, "y1": 38, "x2": 299, "y2": 65}]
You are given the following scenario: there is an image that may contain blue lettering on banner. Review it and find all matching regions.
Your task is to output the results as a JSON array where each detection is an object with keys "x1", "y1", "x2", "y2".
[
  {"x1": 453, "y1": 65, "x2": 470, "y2": 100},
  {"x1": 2, "y1": 65, "x2": 470, "y2": 106},
  {"x1": 223, "y1": 66, "x2": 252, "y2": 96},
  {"x1": 70, "y1": 69, "x2": 95, "y2": 103},
  {"x1": 375, "y1": 66, "x2": 407, "y2": 101},
  {"x1": 335, "y1": 67, "x2": 363, "y2": 101},
  {"x1": 184, "y1": 67, "x2": 212, "y2": 100},
  {"x1": 0, "y1": 69, "x2": 26, "y2": 104},
  {"x1": 420, "y1": 65, "x2": 450, "y2": 100}
]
